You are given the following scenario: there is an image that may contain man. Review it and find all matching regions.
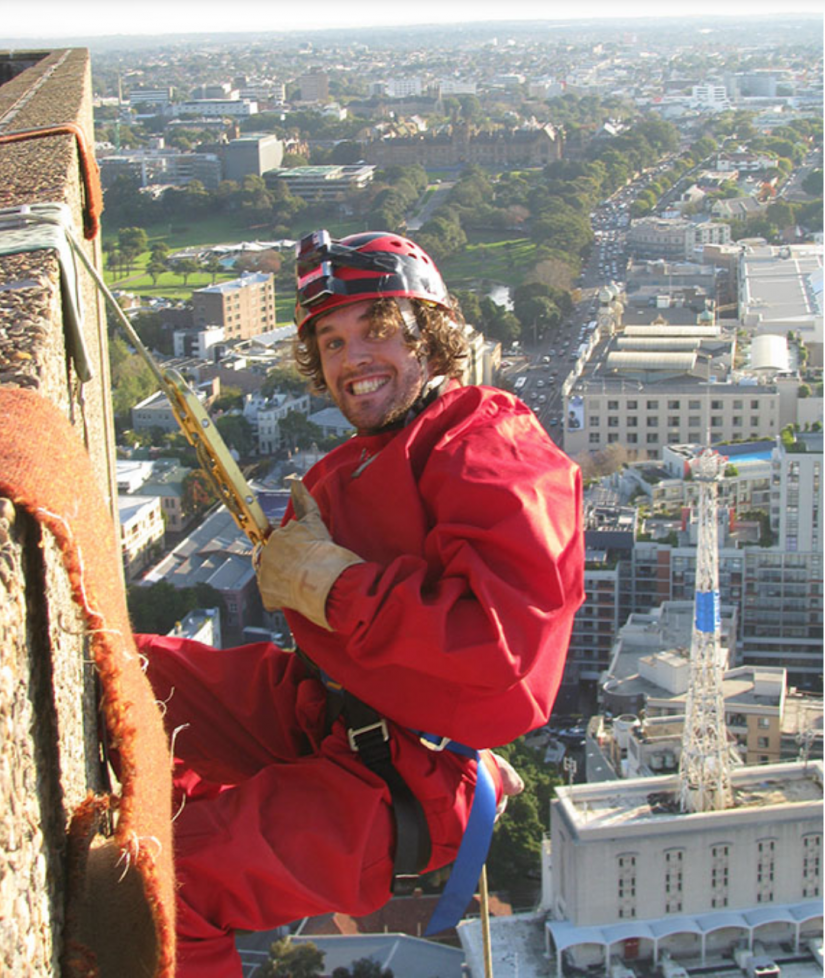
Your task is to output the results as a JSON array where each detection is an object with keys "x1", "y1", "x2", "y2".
[{"x1": 137, "y1": 230, "x2": 583, "y2": 977}]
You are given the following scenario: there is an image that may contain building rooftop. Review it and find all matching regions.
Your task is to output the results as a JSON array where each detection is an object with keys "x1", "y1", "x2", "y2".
[{"x1": 557, "y1": 762, "x2": 822, "y2": 833}]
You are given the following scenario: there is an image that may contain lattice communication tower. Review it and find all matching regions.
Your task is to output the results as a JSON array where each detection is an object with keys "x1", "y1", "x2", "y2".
[{"x1": 678, "y1": 448, "x2": 734, "y2": 814}]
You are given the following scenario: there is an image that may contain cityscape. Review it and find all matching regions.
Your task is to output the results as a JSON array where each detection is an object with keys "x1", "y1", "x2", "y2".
[{"x1": 0, "y1": 7, "x2": 822, "y2": 978}]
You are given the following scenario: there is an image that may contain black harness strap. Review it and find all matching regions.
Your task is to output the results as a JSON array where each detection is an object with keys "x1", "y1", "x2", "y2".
[
  {"x1": 294, "y1": 650, "x2": 431, "y2": 893},
  {"x1": 340, "y1": 691, "x2": 432, "y2": 892}
]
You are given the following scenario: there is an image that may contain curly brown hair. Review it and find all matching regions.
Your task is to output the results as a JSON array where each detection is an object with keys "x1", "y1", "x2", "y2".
[{"x1": 293, "y1": 297, "x2": 468, "y2": 394}]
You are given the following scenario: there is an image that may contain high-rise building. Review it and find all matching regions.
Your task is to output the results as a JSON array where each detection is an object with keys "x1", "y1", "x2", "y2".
[{"x1": 192, "y1": 271, "x2": 276, "y2": 342}]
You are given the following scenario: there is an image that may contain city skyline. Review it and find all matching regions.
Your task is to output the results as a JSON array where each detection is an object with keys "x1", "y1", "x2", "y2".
[{"x1": 2, "y1": 0, "x2": 822, "y2": 42}]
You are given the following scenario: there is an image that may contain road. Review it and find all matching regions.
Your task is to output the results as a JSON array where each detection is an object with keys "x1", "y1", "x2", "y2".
[{"x1": 406, "y1": 181, "x2": 456, "y2": 232}]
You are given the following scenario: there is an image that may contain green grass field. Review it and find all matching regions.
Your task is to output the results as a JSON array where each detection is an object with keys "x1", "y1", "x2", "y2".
[
  {"x1": 101, "y1": 211, "x2": 533, "y2": 307},
  {"x1": 440, "y1": 238, "x2": 536, "y2": 289}
]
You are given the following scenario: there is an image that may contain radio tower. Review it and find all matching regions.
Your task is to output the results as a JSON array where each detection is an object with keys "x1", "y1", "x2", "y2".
[{"x1": 678, "y1": 448, "x2": 733, "y2": 814}]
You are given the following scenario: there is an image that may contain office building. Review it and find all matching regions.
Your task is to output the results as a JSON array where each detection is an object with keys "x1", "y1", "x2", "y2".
[
  {"x1": 542, "y1": 762, "x2": 822, "y2": 972},
  {"x1": 264, "y1": 164, "x2": 375, "y2": 201},
  {"x1": 221, "y1": 133, "x2": 284, "y2": 182}
]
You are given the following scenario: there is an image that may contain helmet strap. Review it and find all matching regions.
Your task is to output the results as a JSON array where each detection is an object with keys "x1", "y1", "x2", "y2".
[{"x1": 396, "y1": 297, "x2": 419, "y2": 337}]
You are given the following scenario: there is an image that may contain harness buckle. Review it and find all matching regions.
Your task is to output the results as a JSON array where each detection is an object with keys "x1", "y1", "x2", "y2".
[
  {"x1": 420, "y1": 734, "x2": 451, "y2": 752},
  {"x1": 348, "y1": 719, "x2": 389, "y2": 753}
]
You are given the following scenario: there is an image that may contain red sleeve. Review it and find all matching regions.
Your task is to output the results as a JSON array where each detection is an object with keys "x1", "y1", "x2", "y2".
[{"x1": 296, "y1": 391, "x2": 584, "y2": 748}]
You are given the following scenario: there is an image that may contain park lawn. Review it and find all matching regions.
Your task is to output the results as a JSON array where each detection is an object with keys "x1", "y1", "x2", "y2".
[
  {"x1": 102, "y1": 212, "x2": 250, "y2": 252},
  {"x1": 441, "y1": 238, "x2": 537, "y2": 289}
]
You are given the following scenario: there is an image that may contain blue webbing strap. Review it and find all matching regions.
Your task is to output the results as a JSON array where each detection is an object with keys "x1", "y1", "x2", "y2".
[{"x1": 423, "y1": 745, "x2": 498, "y2": 936}]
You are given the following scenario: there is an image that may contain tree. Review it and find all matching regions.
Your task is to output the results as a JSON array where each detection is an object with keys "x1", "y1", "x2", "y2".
[
  {"x1": 261, "y1": 365, "x2": 308, "y2": 399},
  {"x1": 118, "y1": 226, "x2": 149, "y2": 270},
  {"x1": 172, "y1": 258, "x2": 200, "y2": 286},
  {"x1": 802, "y1": 169, "x2": 823, "y2": 198},
  {"x1": 202, "y1": 254, "x2": 223, "y2": 285},
  {"x1": 258, "y1": 937, "x2": 324, "y2": 978},
  {"x1": 486, "y1": 737, "x2": 561, "y2": 891},
  {"x1": 109, "y1": 334, "x2": 158, "y2": 419},
  {"x1": 126, "y1": 580, "x2": 225, "y2": 634},
  {"x1": 278, "y1": 411, "x2": 326, "y2": 452},
  {"x1": 453, "y1": 289, "x2": 482, "y2": 328},
  {"x1": 332, "y1": 959, "x2": 394, "y2": 978},
  {"x1": 214, "y1": 386, "x2": 245, "y2": 412},
  {"x1": 215, "y1": 414, "x2": 255, "y2": 457},
  {"x1": 182, "y1": 469, "x2": 218, "y2": 519},
  {"x1": 147, "y1": 259, "x2": 167, "y2": 286}
]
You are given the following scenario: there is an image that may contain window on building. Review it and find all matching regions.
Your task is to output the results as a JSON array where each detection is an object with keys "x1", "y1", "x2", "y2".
[
  {"x1": 803, "y1": 833, "x2": 821, "y2": 898},
  {"x1": 647, "y1": 400, "x2": 659, "y2": 410},
  {"x1": 647, "y1": 416, "x2": 659, "y2": 427},
  {"x1": 751, "y1": 400, "x2": 760, "y2": 409},
  {"x1": 665, "y1": 849, "x2": 684, "y2": 913},
  {"x1": 668, "y1": 400, "x2": 681, "y2": 409},
  {"x1": 608, "y1": 400, "x2": 619, "y2": 410},
  {"x1": 627, "y1": 416, "x2": 638, "y2": 427},
  {"x1": 647, "y1": 433, "x2": 659, "y2": 444},
  {"x1": 609, "y1": 417, "x2": 619, "y2": 427},
  {"x1": 668, "y1": 416, "x2": 680, "y2": 427},
  {"x1": 589, "y1": 433, "x2": 600, "y2": 444},
  {"x1": 627, "y1": 400, "x2": 638, "y2": 410},
  {"x1": 711, "y1": 400, "x2": 723, "y2": 410},
  {"x1": 710, "y1": 843, "x2": 730, "y2": 908},
  {"x1": 617, "y1": 853, "x2": 637, "y2": 918},
  {"x1": 627, "y1": 433, "x2": 638, "y2": 444},
  {"x1": 689, "y1": 400, "x2": 701, "y2": 410}
]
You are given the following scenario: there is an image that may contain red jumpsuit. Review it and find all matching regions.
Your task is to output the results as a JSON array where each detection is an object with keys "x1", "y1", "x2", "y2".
[{"x1": 137, "y1": 383, "x2": 583, "y2": 977}]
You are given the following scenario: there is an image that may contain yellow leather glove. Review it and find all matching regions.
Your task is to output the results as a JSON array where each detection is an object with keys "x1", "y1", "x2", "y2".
[{"x1": 255, "y1": 479, "x2": 363, "y2": 630}]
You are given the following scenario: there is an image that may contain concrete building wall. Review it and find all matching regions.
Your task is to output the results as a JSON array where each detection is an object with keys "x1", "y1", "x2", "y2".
[
  {"x1": 551, "y1": 767, "x2": 822, "y2": 929},
  {"x1": 0, "y1": 48, "x2": 119, "y2": 974}
]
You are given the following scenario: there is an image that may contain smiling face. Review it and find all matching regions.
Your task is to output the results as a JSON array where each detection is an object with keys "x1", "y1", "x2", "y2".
[{"x1": 315, "y1": 299, "x2": 428, "y2": 435}]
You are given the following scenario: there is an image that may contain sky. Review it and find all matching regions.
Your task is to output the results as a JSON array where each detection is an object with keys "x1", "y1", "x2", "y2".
[{"x1": 2, "y1": 0, "x2": 823, "y2": 40}]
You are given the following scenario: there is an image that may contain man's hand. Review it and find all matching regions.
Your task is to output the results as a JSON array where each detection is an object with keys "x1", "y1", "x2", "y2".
[
  {"x1": 255, "y1": 480, "x2": 363, "y2": 630},
  {"x1": 486, "y1": 751, "x2": 525, "y2": 820}
]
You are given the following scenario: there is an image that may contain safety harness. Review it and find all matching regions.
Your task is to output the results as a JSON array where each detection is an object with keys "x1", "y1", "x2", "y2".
[{"x1": 295, "y1": 647, "x2": 498, "y2": 936}]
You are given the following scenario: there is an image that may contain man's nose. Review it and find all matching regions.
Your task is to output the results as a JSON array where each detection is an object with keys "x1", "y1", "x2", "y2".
[{"x1": 343, "y1": 335, "x2": 374, "y2": 366}]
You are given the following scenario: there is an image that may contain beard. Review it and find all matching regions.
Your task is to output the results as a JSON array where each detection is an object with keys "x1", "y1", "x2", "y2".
[{"x1": 333, "y1": 355, "x2": 427, "y2": 435}]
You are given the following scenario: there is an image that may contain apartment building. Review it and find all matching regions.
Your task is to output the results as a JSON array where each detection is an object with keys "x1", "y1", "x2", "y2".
[
  {"x1": 243, "y1": 390, "x2": 312, "y2": 455},
  {"x1": 565, "y1": 498, "x2": 637, "y2": 692},
  {"x1": 771, "y1": 432, "x2": 822, "y2": 554},
  {"x1": 297, "y1": 71, "x2": 329, "y2": 103},
  {"x1": 629, "y1": 541, "x2": 822, "y2": 686},
  {"x1": 192, "y1": 271, "x2": 276, "y2": 341},
  {"x1": 627, "y1": 217, "x2": 731, "y2": 261},
  {"x1": 118, "y1": 494, "x2": 165, "y2": 580},
  {"x1": 117, "y1": 458, "x2": 193, "y2": 533}
]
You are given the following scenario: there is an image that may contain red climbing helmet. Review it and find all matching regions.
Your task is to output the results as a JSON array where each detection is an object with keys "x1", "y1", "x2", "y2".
[{"x1": 294, "y1": 229, "x2": 452, "y2": 335}]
